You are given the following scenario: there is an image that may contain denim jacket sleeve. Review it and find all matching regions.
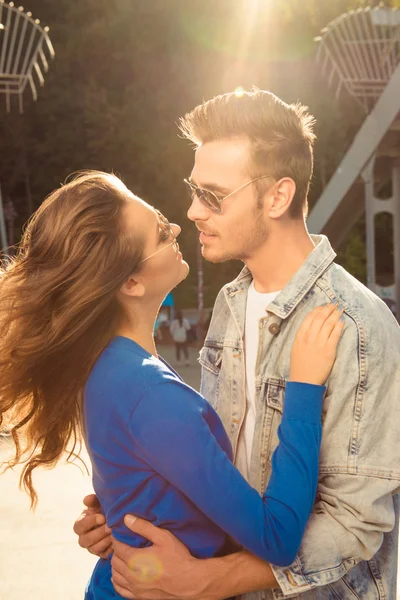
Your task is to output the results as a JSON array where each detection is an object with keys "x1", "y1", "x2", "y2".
[
  {"x1": 271, "y1": 313, "x2": 400, "y2": 597},
  {"x1": 129, "y1": 380, "x2": 324, "y2": 566}
]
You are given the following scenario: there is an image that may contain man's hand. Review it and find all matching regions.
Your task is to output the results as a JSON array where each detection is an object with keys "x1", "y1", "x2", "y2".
[
  {"x1": 111, "y1": 515, "x2": 206, "y2": 600},
  {"x1": 73, "y1": 493, "x2": 112, "y2": 559}
]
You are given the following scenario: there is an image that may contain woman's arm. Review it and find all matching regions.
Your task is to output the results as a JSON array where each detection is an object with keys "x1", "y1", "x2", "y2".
[
  {"x1": 130, "y1": 379, "x2": 323, "y2": 567},
  {"x1": 129, "y1": 304, "x2": 343, "y2": 566}
]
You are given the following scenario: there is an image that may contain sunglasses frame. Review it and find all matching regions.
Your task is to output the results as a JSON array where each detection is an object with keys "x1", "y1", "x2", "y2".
[
  {"x1": 183, "y1": 175, "x2": 273, "y2": 214},
  {"x1": 141, "y1": 210, "x2": 178, "y2": 263}
]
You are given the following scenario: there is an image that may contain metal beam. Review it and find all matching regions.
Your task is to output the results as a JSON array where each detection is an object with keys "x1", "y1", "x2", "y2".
[{"x1": 308, "y1": 61, "x2": 400, "y2": 235}]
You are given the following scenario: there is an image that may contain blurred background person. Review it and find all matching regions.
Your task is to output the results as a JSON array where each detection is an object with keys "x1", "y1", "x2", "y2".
[{"x1": 169, "y1": 309, "x2": 191, "y2": 366}]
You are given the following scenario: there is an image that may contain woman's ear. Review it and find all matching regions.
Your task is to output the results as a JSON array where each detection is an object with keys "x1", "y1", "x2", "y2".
[{"x1": 119, "y1": 276, "x2": 145, "y2": 298}]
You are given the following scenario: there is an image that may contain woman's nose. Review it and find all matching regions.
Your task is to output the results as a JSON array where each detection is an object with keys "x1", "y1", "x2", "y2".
[{"x1": 171, "y1": 223, "x2": 181, "y2": 237}]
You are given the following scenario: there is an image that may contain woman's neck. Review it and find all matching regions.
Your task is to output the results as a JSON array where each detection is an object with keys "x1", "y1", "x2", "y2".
[{"x1": 116, "y1": 303, "x2": 159, "y2": 357}]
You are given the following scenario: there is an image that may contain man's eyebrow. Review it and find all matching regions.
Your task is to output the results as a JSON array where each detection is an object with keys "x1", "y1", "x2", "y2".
[{"x1": 188, "y1": 177, "x2": 230, "y2": 195}]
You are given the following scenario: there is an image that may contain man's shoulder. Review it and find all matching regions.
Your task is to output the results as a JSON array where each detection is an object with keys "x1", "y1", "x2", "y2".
[{"x1": 320, "y1": 262, "x2": 399, "y2": 336}]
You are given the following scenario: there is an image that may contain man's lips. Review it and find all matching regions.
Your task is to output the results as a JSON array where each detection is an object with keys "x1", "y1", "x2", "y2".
[
  {"x1": 197, "y1": 229, "x2": 216, "y2": 236},
  {"x1": 199, "y1": 231, "x2": 216, "y2": 242}
]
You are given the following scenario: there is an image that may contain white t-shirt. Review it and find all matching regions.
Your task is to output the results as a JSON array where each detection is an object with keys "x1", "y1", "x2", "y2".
[{"x1": 235, "y1": 282, "x2": 280, "y2": 479}]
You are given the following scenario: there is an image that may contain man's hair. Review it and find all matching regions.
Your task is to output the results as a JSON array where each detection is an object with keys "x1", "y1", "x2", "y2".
[{"x1": 179, "y1": 89, "x2": 316, "y2": 219}]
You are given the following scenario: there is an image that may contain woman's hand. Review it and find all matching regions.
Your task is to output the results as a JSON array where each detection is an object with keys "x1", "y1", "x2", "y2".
[{"x1": 290, "y1": 304, "x2": 344, "y2": 386}]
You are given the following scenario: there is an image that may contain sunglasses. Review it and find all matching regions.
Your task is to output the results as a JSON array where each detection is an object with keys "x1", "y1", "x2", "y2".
[{"x1": 183, "y1": 175, "x2": 272, "y2": 214}]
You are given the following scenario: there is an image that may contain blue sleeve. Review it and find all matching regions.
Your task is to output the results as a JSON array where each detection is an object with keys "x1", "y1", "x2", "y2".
[{"x1": 129, "y1": 381, "x2": 324, "y2": 567}]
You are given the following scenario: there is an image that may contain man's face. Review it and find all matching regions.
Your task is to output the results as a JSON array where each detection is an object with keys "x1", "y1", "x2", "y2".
[{"x1": 187, "y1": 138, "x2": 270, "y2": 263}]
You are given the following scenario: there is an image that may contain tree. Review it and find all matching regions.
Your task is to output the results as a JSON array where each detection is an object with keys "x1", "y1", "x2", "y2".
[{"x1": 1, "y1": 0, "x2": 397, "y2": 305}]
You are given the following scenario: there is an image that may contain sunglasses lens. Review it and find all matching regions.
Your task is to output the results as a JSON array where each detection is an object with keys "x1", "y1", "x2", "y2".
[
  {"x1": 184, "y1": 180, "x2": 194, "y2": 202},
  {"x1": 184, "y1": 181, "x2": 221, "y2": 213},
  {"x1": 197, "y1": 189, "x2": 220, "y2": 213}
]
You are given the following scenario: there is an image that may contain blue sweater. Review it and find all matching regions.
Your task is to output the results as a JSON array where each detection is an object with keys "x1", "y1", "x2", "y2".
[{"x1": 84, "y1": 336, "x2": 324, "y2": 599}]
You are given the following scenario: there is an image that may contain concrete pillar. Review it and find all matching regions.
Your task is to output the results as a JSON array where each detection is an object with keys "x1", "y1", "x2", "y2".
[
  {"x1": 362, "y1": 155, "x2": 377, "y2": 293},
  {"x1": 362, "y1": 155, "x2": 399, "y2": 318}
]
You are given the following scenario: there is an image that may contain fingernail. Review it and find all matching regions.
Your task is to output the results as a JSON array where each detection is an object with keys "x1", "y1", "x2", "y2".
[
  {"x1": 125, "y1": 514, "x2": 137, "y2": 527},
  {"x1": 104, "y1": 525, "x2": 112, "y2": 534},
  {"x1": 96, "y1": 515, "x2": 105, "y2": 525}
]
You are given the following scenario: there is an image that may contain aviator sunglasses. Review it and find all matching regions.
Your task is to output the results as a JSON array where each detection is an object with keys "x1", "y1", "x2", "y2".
[{"x1": 183, "y1": 175, "x2": 272, "y2": 214}]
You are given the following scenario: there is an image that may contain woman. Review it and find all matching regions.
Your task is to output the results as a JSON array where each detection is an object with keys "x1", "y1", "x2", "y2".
[
  {"x1": 0, "y1": 172, "x2": 343, "y2": 599},
  {"x1": 169, "y1": 309, "x2": 191, "y2": 366}
]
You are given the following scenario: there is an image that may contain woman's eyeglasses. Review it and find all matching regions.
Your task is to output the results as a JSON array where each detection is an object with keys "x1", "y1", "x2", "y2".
[
  {"x1": 183, "y1": 175, "x2": 272, "y2": 214},
  {"x1": 141, "y1": 210, "x2": 178, "y2": 263}
]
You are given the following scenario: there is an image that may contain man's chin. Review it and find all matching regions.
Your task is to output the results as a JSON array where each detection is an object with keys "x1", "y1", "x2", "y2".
[{"x1": 201, "y1": 246, "x2": 236, "y2": 264}]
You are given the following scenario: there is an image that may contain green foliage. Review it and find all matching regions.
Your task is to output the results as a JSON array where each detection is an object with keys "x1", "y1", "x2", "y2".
[{"x1": 1, "y1": 0, "x2": 397, "y2": 307}]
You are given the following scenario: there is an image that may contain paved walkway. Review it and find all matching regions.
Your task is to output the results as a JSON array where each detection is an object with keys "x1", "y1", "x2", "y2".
[{"x1": 1, "y1": 344, "x2": 399, "y2": 598}]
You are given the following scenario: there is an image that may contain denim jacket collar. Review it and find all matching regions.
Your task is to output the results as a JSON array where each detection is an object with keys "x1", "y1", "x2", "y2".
[{"x1": 224, "y1": 235, "x2": 336, "y2": 324}]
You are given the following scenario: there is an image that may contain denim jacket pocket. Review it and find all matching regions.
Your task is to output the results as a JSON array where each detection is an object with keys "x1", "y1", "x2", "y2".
[
  {"x1": 260, "y1": 377, "x2": 285, "y2": 489},
  {"x1": 326, "y1": 557, "x2": 384, "y2": 599},
  {"x1": 199, "y1": 344, "x2": 223, "y2": 375},
  {"x1": 199, "y1": 343, "x2": 223, "y2": 410}
]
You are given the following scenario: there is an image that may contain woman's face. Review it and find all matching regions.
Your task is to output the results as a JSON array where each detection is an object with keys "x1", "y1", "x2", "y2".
[{"x1": 124, "y1": 194, "x2": 189, "y2": 299}]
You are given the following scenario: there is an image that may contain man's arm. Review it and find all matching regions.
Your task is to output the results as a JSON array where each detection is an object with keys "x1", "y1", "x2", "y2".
[
  {"x1": 74, "y1": 509, "x2": 278, "y2": 599},
  {"x1": 111, "y1": 515, "x2": 278, "y2": 600}
]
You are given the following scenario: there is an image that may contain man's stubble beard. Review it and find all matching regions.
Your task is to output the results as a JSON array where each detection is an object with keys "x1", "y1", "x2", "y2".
[{"x1": 201, "y1": 207, "x2": 267, "y2": 264}]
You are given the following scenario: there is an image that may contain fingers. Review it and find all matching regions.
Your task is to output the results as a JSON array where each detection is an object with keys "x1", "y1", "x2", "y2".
[
  {"x1": 296, "y1": 304, "x2": 333, "y2": 338},
  {"x1": 87, "y1": 535, "x2": 113, "y2": 558},
  {"x1": 99, "y1": 545, "x2": 113, "y2": 560},
  {"x1": 83, "y1": 494, "x2": 102, "y2": 510},
  {"x1": 320, "y1": 306, "x2": 344, "y2": 340},
  {"x1": 112, "y1": 577, "x2": 135, "y2": 600},
  {"x1": 123, "y1": 514, "x2": 166, "y2": 545},
  {"x1": 306, "y1": 304, "x2": 338, "y2": 340},
  {"x1": 111, "y1": 553, "x2": 134, "y2": 580},
  {"x1": 74, "y1": 512, "x2": 106, "y2": 536},
  {"x1": 77, "y1": 522, "x2": 111, "y2": 554},
  {"x1": 112, "y1": 536, "x2": 139, "y2": 562},
  {"x1": 328, "y1": 316, "x2": 345, "y2": 345}
]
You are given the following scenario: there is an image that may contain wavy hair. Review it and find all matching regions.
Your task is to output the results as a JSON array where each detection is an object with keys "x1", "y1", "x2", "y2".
[{"x1": 0, "y1": 171, "x2": 144, "y2": 506}]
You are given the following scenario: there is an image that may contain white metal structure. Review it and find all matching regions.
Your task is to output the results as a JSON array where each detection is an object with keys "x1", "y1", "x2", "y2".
[
  {"x1": 310, "y1": 7, "x2": 400, "y2": 316},
  {"x1": 0, "y1": 0, "x2": 54, "y2": 113},
  {"x1": 315, "y1": 6, "x2": 400, "y2": 112}
]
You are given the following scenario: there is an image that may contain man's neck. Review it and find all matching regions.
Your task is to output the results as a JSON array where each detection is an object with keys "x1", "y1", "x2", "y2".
[{"x1": 245, "y1": 223, "x2": 315, "y2": 294}]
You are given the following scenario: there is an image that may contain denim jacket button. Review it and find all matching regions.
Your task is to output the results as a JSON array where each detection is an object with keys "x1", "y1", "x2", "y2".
[{"x1": 269, "y1": 323, "x2": 280, "y2": 335}]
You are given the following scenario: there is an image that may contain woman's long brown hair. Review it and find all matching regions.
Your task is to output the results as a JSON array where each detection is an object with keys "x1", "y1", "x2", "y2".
[{"x1": 0, "y1": 171, "x2": 144, "y2": 506}]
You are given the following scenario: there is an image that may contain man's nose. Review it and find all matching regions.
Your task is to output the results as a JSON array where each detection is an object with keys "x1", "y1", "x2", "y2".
[{"x1": 187, "y1": 195, "x2": 211, "y2": 222}]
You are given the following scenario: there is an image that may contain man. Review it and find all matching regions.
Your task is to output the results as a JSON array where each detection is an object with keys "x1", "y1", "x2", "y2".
[{"x1": 75, "y1": 89, "x2": 400, "y2": 599}]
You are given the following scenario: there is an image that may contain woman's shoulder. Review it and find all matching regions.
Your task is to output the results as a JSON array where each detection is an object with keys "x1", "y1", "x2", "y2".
[
  {"x1": 88, "y1": 339, "x2": 174, "y2": 387},
  {"x1": 86, "y1": 336, "x2": 207, "y2": 412}
]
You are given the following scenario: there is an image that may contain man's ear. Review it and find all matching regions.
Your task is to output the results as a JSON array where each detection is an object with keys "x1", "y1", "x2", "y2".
[
  {"x1": 268, "y1": 178, "x2": 296, "y2": 219},
  {"x1": 119, "y1": 276, "x2": 145, "y2": 298}
]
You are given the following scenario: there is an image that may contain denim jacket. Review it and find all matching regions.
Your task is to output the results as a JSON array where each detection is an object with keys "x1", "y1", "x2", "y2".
[{"x1": 199, "y1": 235, "x2": 400, "y2": 599}]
